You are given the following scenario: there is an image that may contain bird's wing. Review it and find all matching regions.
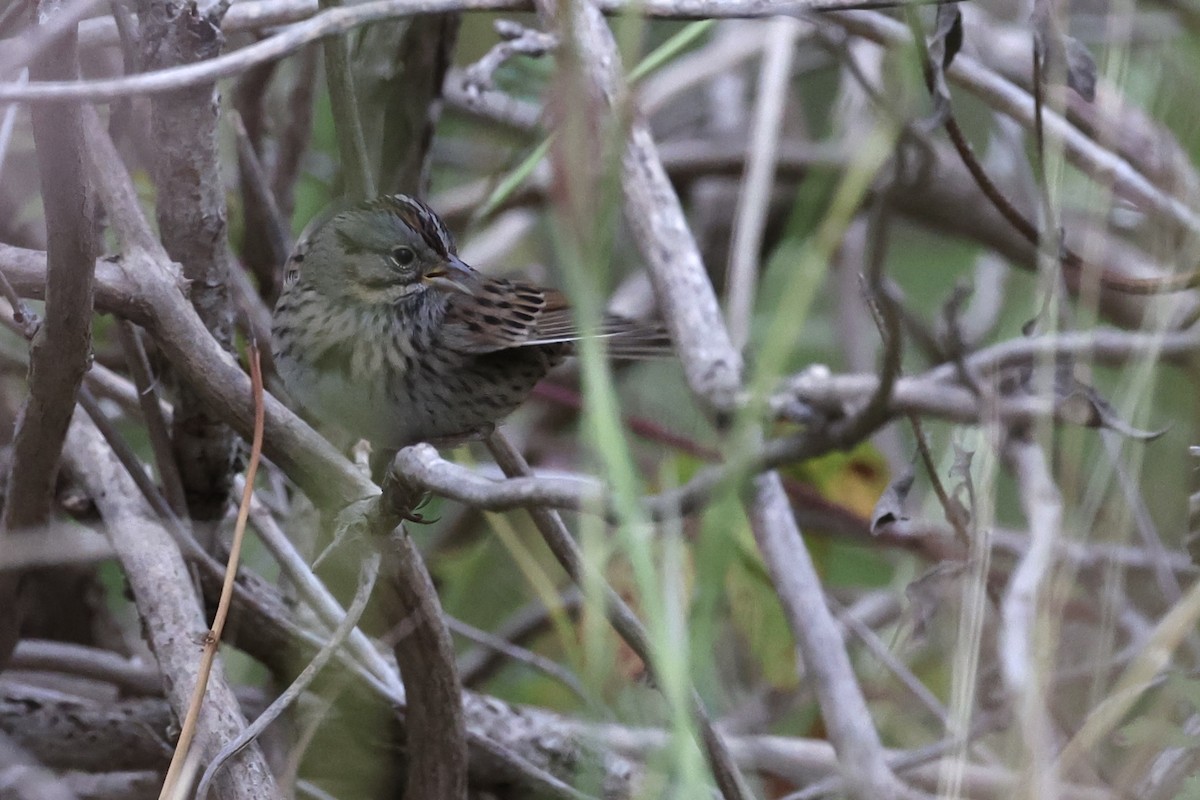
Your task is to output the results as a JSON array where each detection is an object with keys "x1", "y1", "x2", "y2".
[
  {"x1": 439, "y1": 279, "x2": 572, "y2": 353},
  {"x1": 440, "y1": 278, "x2": 672, "y2": 358}
]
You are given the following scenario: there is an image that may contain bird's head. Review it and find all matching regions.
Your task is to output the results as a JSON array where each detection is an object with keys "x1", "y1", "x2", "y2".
[{"x1": 289, "y1": 194, "x2": 477, "y2": 305}]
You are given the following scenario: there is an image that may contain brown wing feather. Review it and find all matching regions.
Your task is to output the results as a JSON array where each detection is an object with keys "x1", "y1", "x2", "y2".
[
  {"x1": 439, "y1": 277, "x2": 672, "y2": 358},
  {"x1": 439, "y1": 279, "x2": 562, "y2": 353}
]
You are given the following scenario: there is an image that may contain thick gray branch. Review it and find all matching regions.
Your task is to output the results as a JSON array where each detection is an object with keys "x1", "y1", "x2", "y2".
[
  {"x1": 0, "y1": 0, "x2": 100, "y2": 674},
  {"x1": 999, "y1": 437, "x2": 1063, "y2": 798},
  {"x1": 3, "y1": 3, "x2": 97, "y2": 533},
  {"x1": 1, "y1": 682, "x2": 175, "y2": 772},
  {"x1": 140, "y1": 0, "x2": 239, "y2": 522},
  {"x1": 747, "y1": 472, "x2": 907, "y2": 798}
]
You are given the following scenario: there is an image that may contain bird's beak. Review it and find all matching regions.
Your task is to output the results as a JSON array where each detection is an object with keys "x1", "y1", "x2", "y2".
[{"x1": 422, "y1": 255, "x2": 475, "y2": 295}]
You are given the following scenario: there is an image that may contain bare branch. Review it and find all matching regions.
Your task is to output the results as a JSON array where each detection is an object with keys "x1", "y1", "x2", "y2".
[
  {"x1": 0, "y1": 243, "x2": 150, "y2": 324},
  {"x1": 0, "y1": 522, "x2": 114, "y2": 570},
  {"x1": 0, "y1": 1, "x2": 99, "y2": 672},
  {"x1": 457, "y1": 587, "x2": 584, "y2": 687},
  {"x1": 725, "y1": 17, "x2": 805, "y2": 350},
  {"x1": 447, "y1": 614, "x2": 588, "y2": 699},
  {"x1": 139, "y1": 0, "x2": 240, "y2": 524},
  {"x1": 317, "y1": 0, "x2": 375, "y2": 199},
  {"x1": 375, "y1": 14, "x2": 461, "y2": 195},
  {"x1": 394, "y1": 442, "x2": 605, "y2": 512},
  {"x1": 999, "y1": 436, "x2": 1062, "y2": 799},
  {"x1": 270, "y1": 43, "x2": 318, "y2": 227},
  {"x1": 0, "y1": 0, "x2": 108, "y2": 77},
  {"x1": 80, "y1": 0, "x2": 322, "y2": 46},
  {"x1": 231, "y1": 110, "x2": 291, "y2": 283},
  {"x1": 114, "y1": 321, "x2": 188, "y2": 518},
  {"x1": 10, "y1": 639, "x2": 162, "y2": 696},
  {"x1": 3, "y1": 2, "x2": 98, "y2": 534},
  {"x1": 462, "y1": 20, "x2": 557, "y2": 97},
  {"x1": 0, "y1": 729, "x2": 79, "y2": 800},
  {"x1": 0, "y1": 267, "x2": 40, "y2": 339},
  {"x1": 4, "y1": 0, "x2": 487, "y2": 102},
  {"x1": 747, "y1": 472, "x2": 908, "y2": 799}
]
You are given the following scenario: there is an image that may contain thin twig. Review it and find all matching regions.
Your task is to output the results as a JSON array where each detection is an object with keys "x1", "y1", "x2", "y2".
[
  {"x1": 462, "y1": 20, "x2": 557, "y2": 96},
  {"x1": 115, "y1": 320, "x2": 188, "y2": 517},
  {"x1": 831, "y1": 597, "x2": 950, "y2": 726},
  {"x1": 1056, "y1": 569, "x2": 1200, "y2": 778},
  {"x1": 725, "y1": 16, "x2": 804, "y2": 350},
  {"x1": 0, "y1": 265, "x2": 40, "y2": 339},
  {"x1": 272, "y1": 44, "x2": 318, "y2": 229},
  {"x1": 447, "y1": 615, "x2": 588, "y2": 699},
  {"x1": 778, "y1": 719, "x2": 1000, "y2": 800},
  {"x1": 907, "y1": 413, "x2": 969, "y2": 543},
  {"x1": 232, "y1": 110, "x2": 292, "y2": 275},
  {"x1": 0, "y1": 69, "x2": 29, "y2": 186},
  {"x1": 457, "y1": 587, "x2": 584, "y2": 686},
  {"x1": 78, "y1": 386, "x2": 177, "y2": 525},
  {"x1": 9, "y1": 639, "x2": 162, "y2": 696},
  {"x1": 143, "y1": 0, "x2": 240, "y2": 524},
  {"x1": 0, "y1": 0, "x2": 109, "y2": 77}
]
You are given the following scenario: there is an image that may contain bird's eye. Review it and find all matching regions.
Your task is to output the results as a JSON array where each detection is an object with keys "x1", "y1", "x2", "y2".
[{"x1": 391, "y1": 246, "x2": 416, "y2": 268}]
